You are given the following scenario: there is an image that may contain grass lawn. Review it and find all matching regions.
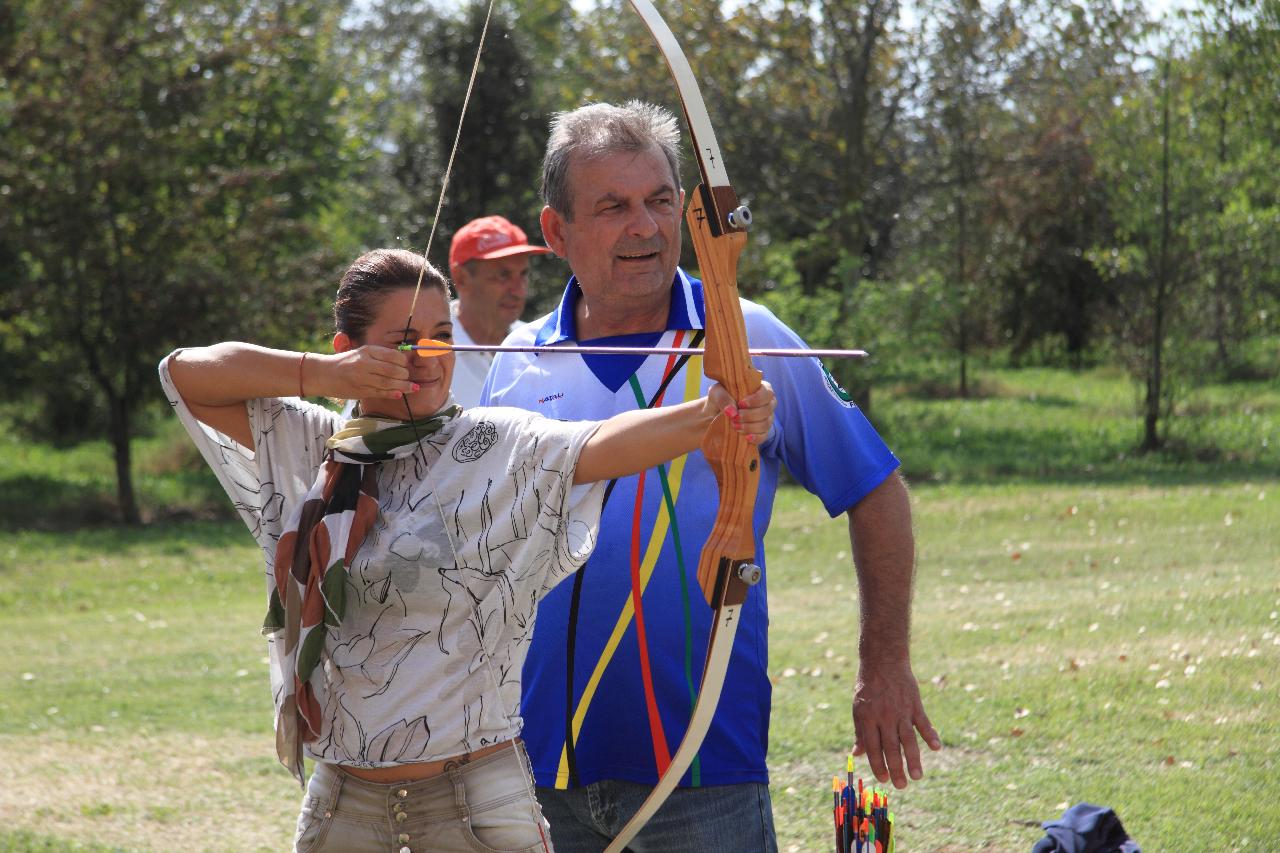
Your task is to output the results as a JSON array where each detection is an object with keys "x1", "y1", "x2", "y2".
[
  {"x1": 0, "y1": 365, "x2": 1276, "y2": 851},
  {"x1": 766, "y1": 479, "x2": 1278, "y2": 852}
]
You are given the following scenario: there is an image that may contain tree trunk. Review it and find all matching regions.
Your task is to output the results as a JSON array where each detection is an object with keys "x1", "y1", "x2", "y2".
[
  {"x1": 1142, "y1": 52, "x2": 1173, "y2": 454},
  {"x1": 956, "y1": 175, "x2": 970, "y2": 399},
  {"x1": 1142, "y1": 351, "x2": 1162, "y2": 452},
  {"x1": 1211, "y1": 17, "x2": 1238, "y2": 372},
  {"x1": 75, "y1": 292, "x2": 141, "y2": 524},
  {"x1": 828, "y1": 0, "x2": 880, "y2": 253},
  {"x1": 1144, "y1": 280, "x2": 1167, "y2": 452},
  {"x1": 108, "y1": 393, "x2": 141, "y2": 524}
]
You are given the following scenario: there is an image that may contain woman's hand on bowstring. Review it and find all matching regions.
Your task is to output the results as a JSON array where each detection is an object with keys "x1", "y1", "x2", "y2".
[{"x1": 317, "y1": 345, "x2": 419, "y2": 402}]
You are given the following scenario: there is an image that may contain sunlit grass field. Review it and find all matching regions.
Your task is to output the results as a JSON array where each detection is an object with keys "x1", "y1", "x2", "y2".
[
  {"x1": 0, "y1": 365, "x2": 1276, "y2": 851},
  {"x1": 767, "y1": 479, "x2": 1278, "y2": 852}
]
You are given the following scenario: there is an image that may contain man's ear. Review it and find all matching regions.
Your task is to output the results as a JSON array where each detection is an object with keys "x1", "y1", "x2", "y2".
[
  {"x1": 333, "y1": 331, "x2": 355, "y2": 354},
  {"x1": 540, "y1": 205, "x2": 568, "y2": 258}
]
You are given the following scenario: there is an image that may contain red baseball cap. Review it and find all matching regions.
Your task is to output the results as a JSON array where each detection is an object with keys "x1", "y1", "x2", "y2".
[{"x1": 449, "y1": 215, "x2": 552, "y2": 270}]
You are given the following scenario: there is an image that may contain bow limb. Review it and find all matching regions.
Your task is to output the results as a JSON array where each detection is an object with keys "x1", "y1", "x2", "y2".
[{"x1": 603, "y1": 3, "x2": 762, "y2": 850}]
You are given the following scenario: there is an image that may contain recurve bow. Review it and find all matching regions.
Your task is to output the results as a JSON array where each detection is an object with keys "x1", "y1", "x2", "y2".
[{"x1": 603, "y1": 3, "x2": 765, "y2": 849}]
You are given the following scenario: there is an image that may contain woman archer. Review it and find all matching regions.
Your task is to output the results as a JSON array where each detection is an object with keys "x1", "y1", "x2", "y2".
[{"x1": 159, "y1": 248, "x2": 773, "y2": 853}]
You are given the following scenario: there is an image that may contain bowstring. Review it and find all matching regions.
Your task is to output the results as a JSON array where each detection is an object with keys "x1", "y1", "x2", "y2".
[
  {"x1": 402, "y1": 0, "x2": 497, "y2": 333},
  {"x1": 398, "y1": 0, "x2": 496, "y2": 442},
  {"x1": 395, "y1": 0, "x2": 520, "y2": 750}
]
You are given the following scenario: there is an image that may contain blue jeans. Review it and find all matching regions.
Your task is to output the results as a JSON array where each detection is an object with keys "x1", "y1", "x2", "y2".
[{"x1": 536, "y1": 782, "x2": 778, "y2": 853}]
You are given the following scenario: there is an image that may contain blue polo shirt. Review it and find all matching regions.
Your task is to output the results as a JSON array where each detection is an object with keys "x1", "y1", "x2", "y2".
[{"x1": 480, "y1": 269, "x2": 899, "y2": 790}]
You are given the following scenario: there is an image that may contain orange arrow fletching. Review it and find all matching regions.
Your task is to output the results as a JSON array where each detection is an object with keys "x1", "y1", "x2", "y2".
[{"x1": 409, "y1": 338, "x2": 452, "y2": 358}]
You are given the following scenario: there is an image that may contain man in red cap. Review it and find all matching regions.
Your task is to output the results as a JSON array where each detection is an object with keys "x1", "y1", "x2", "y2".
[{"x1": 448, "y1": 215, "x2": 553, "y2": 406}]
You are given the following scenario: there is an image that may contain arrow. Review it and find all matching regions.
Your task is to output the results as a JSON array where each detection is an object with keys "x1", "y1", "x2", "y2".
[{"x1": 401, "y1": 338, "x2": 868, "y2": 359}]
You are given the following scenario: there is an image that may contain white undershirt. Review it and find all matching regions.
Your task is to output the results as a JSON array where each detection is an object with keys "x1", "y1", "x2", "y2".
[{"x1": 450, "y1": 300, "x2": 523, "y2": 409}]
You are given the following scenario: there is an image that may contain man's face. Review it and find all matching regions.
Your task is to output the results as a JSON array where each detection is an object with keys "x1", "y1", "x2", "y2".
[
  {"x1": 453, "y1": 255, "x2": 530, "y2": 328},
  {"x1": 541, "y1": 146, "x2": 684, "y2": 310}
]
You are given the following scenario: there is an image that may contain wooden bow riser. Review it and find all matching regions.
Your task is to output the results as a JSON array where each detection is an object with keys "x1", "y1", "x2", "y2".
[{"x1": 687, "y1": 184, "x2": 762, "y2": 607}]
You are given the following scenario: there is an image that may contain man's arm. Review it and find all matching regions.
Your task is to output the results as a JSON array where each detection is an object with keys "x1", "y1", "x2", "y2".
[{"x1": 847, "y1": 472, "x2": 942, "y2": 788}]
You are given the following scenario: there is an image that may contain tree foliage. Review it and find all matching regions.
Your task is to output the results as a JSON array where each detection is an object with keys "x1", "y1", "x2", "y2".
[
  {"x1": 0, "y1": 0, "x2": 350, "y2": 521},
  {"x1": 1, "y1": 0, "x2": 1277, "y2": 520},
  {"x1": 1087, "y1": 0, "x2": 1280, "y2": 448}
]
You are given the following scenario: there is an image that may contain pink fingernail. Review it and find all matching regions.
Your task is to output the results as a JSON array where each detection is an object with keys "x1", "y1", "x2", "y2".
[
  {"x1": 746, "y1": 434, "x2": 756, "y2": 443},
  {"x1": 723, "y1": 404, "x2": 738, "y2": 418},
  {"x1": 412, "y1": 383, "x2": 421, "y2": 391}
]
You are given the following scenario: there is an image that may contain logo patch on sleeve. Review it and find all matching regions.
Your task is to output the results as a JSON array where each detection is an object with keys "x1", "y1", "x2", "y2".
[{"x1": 819, "y1": 363, "x2": 857, "y2": 408}]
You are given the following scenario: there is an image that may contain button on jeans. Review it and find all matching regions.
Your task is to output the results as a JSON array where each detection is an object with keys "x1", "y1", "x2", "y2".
[{"x1": 295, "y1": 743, "x2": 553, "y2": 852}]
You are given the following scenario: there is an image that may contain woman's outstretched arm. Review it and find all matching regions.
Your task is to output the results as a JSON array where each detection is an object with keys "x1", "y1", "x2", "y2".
[
  {"x1": 574, "y1": 381, "x2": 775, "y2": 484},
  {"x1": 166, "y1": 343, "x2": 417, "y2": 448}
]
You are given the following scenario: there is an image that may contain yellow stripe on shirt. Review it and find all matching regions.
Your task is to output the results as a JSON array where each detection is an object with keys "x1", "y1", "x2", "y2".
[{"x1": 553, "y1": 357, "x2": 704, "y2": 788}]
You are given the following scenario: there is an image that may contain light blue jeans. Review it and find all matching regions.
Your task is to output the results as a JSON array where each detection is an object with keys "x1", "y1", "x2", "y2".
[
  {"x1": 536, "y1": 781, "x2": 778, "y2": 853},
  {"x1": 295, "y1": 743, "x2": 554, "y2": 852}
]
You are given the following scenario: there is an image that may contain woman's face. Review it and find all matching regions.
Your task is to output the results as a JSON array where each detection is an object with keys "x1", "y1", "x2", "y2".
[{"x1": 347, "y1": 286, "x2": 455, "y2": 419}]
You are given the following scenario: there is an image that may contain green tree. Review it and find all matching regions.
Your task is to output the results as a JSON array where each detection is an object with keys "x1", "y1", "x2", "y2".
[
  {"x1": 1089, "y1": 46, "x2": 1198, "y2": 451},
  {"x1": 425, "y1": 4, "x2": 550, "y2": 271},
  {"x1": 0, "y1": 0, "x2": 349, "y2": 522},
  {"x1": 340, "y1": 0, "x2": 565, "y2": 306},
  {"x1": 1181, "y1": 0, "x2": 1280, "y2": 375},
  {"x1": 891, "y1": 0, "x2": 1026, "y2": 396},
  {"x1": 1089, "y1": 0, "x2": 1279, "y2": 449},
  {"x1": 994, "y1": 0, "x2": 1148, "y2": 366}
]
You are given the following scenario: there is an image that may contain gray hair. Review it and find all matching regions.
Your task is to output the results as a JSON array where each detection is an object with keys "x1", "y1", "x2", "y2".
[{"x1": 541, "y1": 101, "x2": 682, "y2": 220}]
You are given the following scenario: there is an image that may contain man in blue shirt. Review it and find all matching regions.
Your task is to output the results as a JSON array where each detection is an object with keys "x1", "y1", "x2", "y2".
[{"x1": 481, "y1": 101, "x2": 939, "y2": 852}]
